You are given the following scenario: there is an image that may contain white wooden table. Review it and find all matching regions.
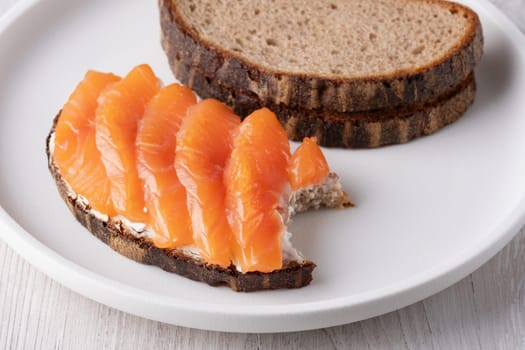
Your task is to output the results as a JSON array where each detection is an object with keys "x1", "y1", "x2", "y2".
[{"x1": 1, "y1": 0, "x2": 525, "y2": 348}]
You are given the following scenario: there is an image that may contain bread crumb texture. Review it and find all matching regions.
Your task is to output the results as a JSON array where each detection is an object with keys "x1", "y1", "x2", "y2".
[{"x1": 178, "y1": 0, "x2": 475, "y2": 77}]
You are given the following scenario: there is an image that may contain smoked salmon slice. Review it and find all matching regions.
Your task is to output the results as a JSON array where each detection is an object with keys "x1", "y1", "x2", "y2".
[
  {"x1": 175, "y1": 99, "x2": 241, "y2": 267},
  {"x1": 289, "y1": 137, "x2": 330, "y2": 191},
  {"x1": 136, "y1": 84, "x2": 197, "y2": 248},
  {"x1": 53, "y1": 70, "x2": 120, "y2": 216},
  {"x1": 49, "y1": 64, "x2": 351, "y2": 292},
  {"x1": 95, "y1": 64, "x2": 160, "y2": 222},
  {"x1": 224, "y1": 108, "x2": 292, "y2": 273}
]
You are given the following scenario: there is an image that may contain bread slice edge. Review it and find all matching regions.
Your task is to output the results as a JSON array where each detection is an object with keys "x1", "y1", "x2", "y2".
[{"x1": 178, "y1": 68, "x2": 477, "y2": 148}]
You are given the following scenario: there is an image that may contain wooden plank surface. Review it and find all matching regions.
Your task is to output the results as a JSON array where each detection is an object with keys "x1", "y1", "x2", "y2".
[{"x1": 1, "y1": 0, "x2": 525, "y2": 348}]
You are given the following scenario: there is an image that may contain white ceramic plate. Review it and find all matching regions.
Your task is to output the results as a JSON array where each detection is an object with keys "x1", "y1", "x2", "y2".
[{"x1": 1, "y1": 0, "x2": 525, "y2": 333}]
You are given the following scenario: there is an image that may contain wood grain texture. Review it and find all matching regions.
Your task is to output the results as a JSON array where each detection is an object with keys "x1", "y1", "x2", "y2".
[{"x1": 1, "y1": 0, "x2": 525, "y2": 349}]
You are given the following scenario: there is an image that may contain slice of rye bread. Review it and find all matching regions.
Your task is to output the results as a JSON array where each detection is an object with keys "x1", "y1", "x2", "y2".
[
  {"x1": 175, "y1": 69, "x2": 476, "y2": 148},
  {"x1": 46, "y1": 119, "x2": 350, "y2": 292},
  {"x1": 159, "y1": 0, "x2": 483, "y2": 114}
]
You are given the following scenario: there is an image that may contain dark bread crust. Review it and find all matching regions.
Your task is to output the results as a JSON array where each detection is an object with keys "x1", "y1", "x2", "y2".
[
  {"x1": 176, "y1": 69, "x2": 476, "y2": 148},
  {"x1": 160, "y1": 0, "x2": 483, "y2": 114},
  {"x1": 46, "y1": 121, "x2": 315, "y2": 292}
]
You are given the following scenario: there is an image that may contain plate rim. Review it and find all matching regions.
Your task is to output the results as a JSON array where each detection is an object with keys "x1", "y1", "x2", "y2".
[{"x1": 1, "y1": 0, "x2": 525, "y2": 333}]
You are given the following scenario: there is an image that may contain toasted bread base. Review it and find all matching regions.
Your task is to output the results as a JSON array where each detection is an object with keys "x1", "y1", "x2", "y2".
[
  {"x1": 159, "y1": 0, "x2": 483, "y2": 114},
  {"x1": 46, "y1": 118, "x2": 351, "y2": 291},
  {"x1": 170, "y1": 68, "x2": 476, "y2": 148}
]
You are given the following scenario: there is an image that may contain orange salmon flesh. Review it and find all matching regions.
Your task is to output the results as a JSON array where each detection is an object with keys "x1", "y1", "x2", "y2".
[{"x1": 53, "y1": 65, "x2": 333, "y2": 272}]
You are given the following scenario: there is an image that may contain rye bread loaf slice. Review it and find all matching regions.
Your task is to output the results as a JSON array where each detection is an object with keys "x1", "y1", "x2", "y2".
[
  {"x1": 179, "y1": 69, "x2": 476, "y2": 148},
  {"x1": 46, "y1": 117, "x2": 349, "y2": 292},
  {"x1": 159, "y1": 0, "x2": 483, "y2": 114}
]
